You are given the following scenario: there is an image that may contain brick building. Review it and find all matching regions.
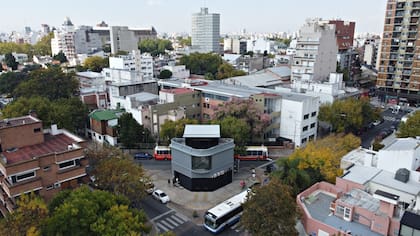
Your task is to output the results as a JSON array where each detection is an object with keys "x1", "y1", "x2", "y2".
[{"x1": 0, "y1": 115, "x2": 87, "y2": 216}]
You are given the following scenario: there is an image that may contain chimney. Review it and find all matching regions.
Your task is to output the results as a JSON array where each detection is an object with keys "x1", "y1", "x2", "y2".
[{"x1": 51, "y1": 124, "x2": 59, "y2": 135}]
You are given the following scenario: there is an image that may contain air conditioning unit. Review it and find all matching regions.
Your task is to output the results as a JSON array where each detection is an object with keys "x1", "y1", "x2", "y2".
[
  {"x1": 205, "y1": 97, "x2": 210, "y2": 102},
  {"x1": 54, "y1": 182, "x2": 61, "y2": 188}
]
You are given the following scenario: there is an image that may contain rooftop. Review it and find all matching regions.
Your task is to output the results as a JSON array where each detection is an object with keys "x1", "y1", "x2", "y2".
[
  {"x1": 76, "y1": 71, "x2": 104, "y2": 79},
  {"x1": 338, "y1": 189, "x2": 380, "y2": 213},
  {"x1": 183, "y1": 125, "x2": 220, "y2": 138},
  {"x1": 371, "y1": 170, "x2": 420, "y2": 196},
  {"x1": 341, "y1": 165, "x2": 381, "y2": 185},
  {"x1": 160, "y1": 88, "x2": 194, "y2": 95},
  {"x1": 384, "y1": 138, "x2": 420, "y2": 151},
  {"x1": 127, "y1": 92, "x2": 159, "y2": 102},
  {"x1": 89, "y1": 110, "x2": 120, "y2": 121},
  {"x1": 340, "y1": 147, "x2": 377, "y2": 169},
  {"x1": 0, "y1": 116, "x2": 40, "y2": 129},
  {"x1": 304, "y1": 191, "x2": 382, "y2": 236},
  {"x1": 2, "y1": 134, "x2": 79, "y2": 164}
]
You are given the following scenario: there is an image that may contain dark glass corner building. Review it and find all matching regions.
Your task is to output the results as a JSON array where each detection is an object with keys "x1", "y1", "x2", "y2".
[{"x1": 170, "y1": 124, "x2": 234, "y2": 191}]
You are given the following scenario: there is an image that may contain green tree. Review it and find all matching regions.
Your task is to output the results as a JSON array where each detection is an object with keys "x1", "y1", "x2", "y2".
[
  {"x1": 14, "y1": 66, "x2": 79, "y2": 100},
  {"x1": 159, "y1": 118, "x2": 199, "y2": 144},
  {"x1": 216, "y1": 62, "x2": 246, "y2": 80},
  {"x1": 4, "y1": 53, "x2": 18, "y2": 70},
  {"x1": 398, "y1": 111, "x2": 420, "y2": 138},
  {"x1": 139, "y1": 39, "x2": 173, "y2": 56},
  {"x1": 53, "y1": 51, "x2": 68, "y2": 63},
  {"x1": 179, "y1": 37, "x2": 191, "y2": 47},
  {"x1": 34, "y1": 32, "x2": 54, "y2": 56},
  {"x1": 272, "y1": 158, "x2": 312, "y2": 196},
  {"x1": 159, "y1": 69, "x2": 173, "y2": 79},
  {"x1": 2, "y1": 96, "x2": 52, "y2": 123},
  {"x1": 319, "y1": 97, "x2": 380, "y2": 133},
  {"x1": 0, "y1": 193, "x2": 48, "y2": 236},
  {"x1": 241, "y1": 179, "x2": 299, "y2": 236},
  {"x1": 83, "y1": 56, "x2": 109, "y2": 72},
  {"x1": 179, "y1": 53, "x2": 222, "y2": 76},
  {"x1": 212, "y1": 116, "x2": 250, "y2": 154},
  {"x1": 0, "y1": 71, "x2": 26, "y2": 94},
  {"x1": 118, "y1": 112, "x2": 142, "y2": 148},
  {"x1": 44, "y1": 186, "x2": 149, "y2": 236},
  {"x1": 213, "y1": 98, "x2": 271, "y2": 142}
]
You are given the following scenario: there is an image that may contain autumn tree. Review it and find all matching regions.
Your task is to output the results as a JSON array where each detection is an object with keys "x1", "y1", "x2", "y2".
[
  {"x1": 213, "y1": 98, "x2": 270, "y2": 142},
  {"x1": 83, "y1": 56, "x2": 109, "y2": 72},
  {"x1": 398, "y1": 111, "x2": 420, "y2": 138},
  {"x1": 0, "y1": 193, "x2": 48, "y2": 236},
  {"x1": 241, "y1": 179, "x2": 299, "y2": 236},
  {"x1": 159, "y1": 118, "x2": 199, "y2": 144},
  {"x1": 14, "y1": 66, "x2": 79, "y2": 100},
  {"x1": 319, "y1": 97, "x2": 380, "y2": 133}
]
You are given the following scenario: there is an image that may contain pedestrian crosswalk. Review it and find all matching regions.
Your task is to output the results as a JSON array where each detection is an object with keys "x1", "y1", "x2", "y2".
[{"x1": 154, "y1": 212, "x2": 189, "y2": 233}]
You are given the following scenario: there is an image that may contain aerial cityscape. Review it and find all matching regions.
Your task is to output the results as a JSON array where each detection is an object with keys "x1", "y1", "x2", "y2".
[{"x1": 0, "y1": 0, "x2": 419, "y2": 236}]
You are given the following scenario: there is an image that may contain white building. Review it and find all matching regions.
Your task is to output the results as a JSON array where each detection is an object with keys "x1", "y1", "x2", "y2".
[
  {"x1": 110, "y1": 26, "x2": 138, "y2": 54},
  {"x1": 108, "y1": 50, "x2": 154, "y2": 79},
  {"x1": 363, "y1": 38, "x2": 378, "y2": 67},
  {"x1": 246, "y1": 38, "x2": 273, "y2": 54},
  {"x1": 292, "y1": 19, "x2": 338, "y2": 83},
  {"x1": 162, "y1": 64, "x2": 190, "y2": 79},
  {"x1": 191, "y1": 7, "x2": 220, "y2": 53}
]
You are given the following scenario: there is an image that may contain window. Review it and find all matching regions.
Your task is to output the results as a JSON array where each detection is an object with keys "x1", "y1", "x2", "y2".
[
  {"x1": 192, "y1": 156, "x2": 212, "y2": 170},
  {"x1": 304, "y1": 114, "x2": 309, "y2": 119},
  {"x1": 15, "y1": 171, "x2": 36, "y2": 182},
  {"x1": 43, "y1": 166, "x2": 51, "y2": 172},
  {"x1": 336, "y1": 205, "x2": 344, "y2": 216},
  {"x1": 301, "y1": 138, "x2": 307, "y2": 144},
  {"x1": 311, "y1": 111, "x2": 316, "y2": 117},
  {"x1": 59, "y1": 160, "x2": 76, "y2": 169},
  {"x1": 34, "y1": 128, "x2": 41, "y2": 133},
  {"x1": 303, "y1": 126, "x2": 308, "y2": 132},
  {"x1": 46, "y1": 185, "x2": 54, "y2": 190},
  {"x1": 310, "y1": 123, "x2": 316, "y2": 128}
]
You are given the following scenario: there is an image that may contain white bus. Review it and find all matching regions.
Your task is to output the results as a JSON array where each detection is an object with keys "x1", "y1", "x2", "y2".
[
  {"x1": 203, "y1": 191, "x2": 248, "y2": 233},
  {"x1": 235, "y1": 146, "x2": 269, "y2": 160}
]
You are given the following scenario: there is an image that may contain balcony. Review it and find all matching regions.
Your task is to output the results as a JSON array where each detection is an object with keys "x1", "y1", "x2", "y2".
[
  {"x1": 3, "y1": 177, "x2": 42, "y2": 197},
  {"x1": 57, "y1": 165, "x2": 86, "y2": 183}
]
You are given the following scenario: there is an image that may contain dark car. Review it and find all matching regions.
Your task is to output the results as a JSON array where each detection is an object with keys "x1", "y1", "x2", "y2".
[{"x1": 134, "y1": 152, "x2": 152, "y2": 160}]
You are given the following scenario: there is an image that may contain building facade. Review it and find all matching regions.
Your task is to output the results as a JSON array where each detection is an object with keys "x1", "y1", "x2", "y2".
[
  {"x1": 191, "y1": 7, "x2": 220, "y2": 53},
  {"x1": 377, "y1": 0, "x2": 420, "y2": 105},
  {"x1": 170, "y1": 125, "x2": 234, "y2": 191},
  {"x1": 292, "y1": 19, "x2": 338, "y2": 83},
  {"x1": 110, "y1": 26, "x2": 138, "y2": 54},
  {"x1": 0, "y1": 116, "x2": 87, "y2": 216}
]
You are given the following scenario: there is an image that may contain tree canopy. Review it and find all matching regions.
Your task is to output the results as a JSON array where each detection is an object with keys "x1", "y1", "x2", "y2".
[
  {"x1": 215, "y1": 62, "x2": 246, "y2": 80},
  {"x1": 0, "y1": 32, "x2": 53, "y2": 58},
  {"x1": 241, "y1": 179, "x2": 299, "y2": 236},
  {"x1": 118, "y1": 113, "x2": 154, "y2": 148},
  {"x1": 318, "y1": 97, "x2": 380, "y2": 133},
  {"x1": 397, "y1": 111, "x2": 420, "y2": 138},
  {"x1": 13, "y1": 66, "x2": 79, "y2": 100},
  {"x1": 83, "y1": 56, "x2": 109, "y2": 72},
  {"x1": 138, "y1": 39, "x2": 173, "y2": 56},
  {"x1": 178, "y1": 37, "x2": 191, "y2": 47},
  {"x1": 159, "y1": 118, "x2": 199, "y2": 144},
  {"x1": 179, "y1": 53, "x2": 222, "y2": 75},
  {"x1": 212, "y1": 116, "x2": 250, "y2": 154},
  {"x1": 53, "y1": 51, "x2": 68, "y2": 63},
  {"x1": 0, "y1": 71, "x2": 27, "y2": 94},
  {"x1": 159, "y1": 69, "x2": 173, "y2": 79},
  {"x1": 4, "y1": 53, "x2": 18, "y2": 70},
  {"x1": 213, "y1": 98, "x2": 270, "y2": 143}
]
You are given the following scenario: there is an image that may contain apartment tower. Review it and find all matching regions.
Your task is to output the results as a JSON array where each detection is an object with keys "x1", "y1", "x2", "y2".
[
  {"x1": 377, "y1": 0, "x2": 420, "y2": 105},
  {"x1": 191, "y1": 7, "x2": 220, "y2": 53}
]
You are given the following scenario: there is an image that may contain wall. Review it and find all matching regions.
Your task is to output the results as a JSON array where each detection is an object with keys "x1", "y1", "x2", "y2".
[{"x1": 0, "y1": 122, "x2": 44, "y2": 150}]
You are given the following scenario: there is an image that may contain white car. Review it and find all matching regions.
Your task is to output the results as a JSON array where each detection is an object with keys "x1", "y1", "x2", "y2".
[{"x1": 152, "y1": 189, "x2": 170, "y2": 204}]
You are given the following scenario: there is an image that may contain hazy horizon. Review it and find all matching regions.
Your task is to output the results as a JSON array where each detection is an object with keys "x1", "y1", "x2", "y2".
[{"x1": 1, "y1": 0, "x2": 387, "y2": 35}]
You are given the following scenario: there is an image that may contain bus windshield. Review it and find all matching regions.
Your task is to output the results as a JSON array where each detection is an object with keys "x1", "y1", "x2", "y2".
[{"x1": 204, "y1": 214, "x2": 218, "y2": 229}]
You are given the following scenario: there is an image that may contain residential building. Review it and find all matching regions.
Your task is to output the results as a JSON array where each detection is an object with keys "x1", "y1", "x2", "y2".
[
  {"x1": 109, "y1": 50, "x2": 154, "y2": 78},
  {"x1": 191, "y1": 7, "x2": 220, "y2": 53},
  {"x1": 92, "y1": 24, "x2": 157, "y2": 48},
  {"x1": 162, "y1": 64, "x2": 190, "y2": 79},
  {"x1": 88, "y1": 110, "x2": 123, "y2": 146},
  {"x1": 80, "y1": 87, "x2": 109, "y2": 111},
  {"x1": 110, "y1": 26, "x2": 138, "y2": 54},
  {"x1": 170, "y1": 125, "x2": 234, "y2": 191},
  {"x1": 377, "y1": 0, "x2": 420, "y2": 105},
  {"x1": 298, "y1": 137, "x2": 420, "y2": 236},
  {"x1": 329, "y1": 20, "x2": 356, "y2": 70},
  {"x1": 364, "y1": 39, "x2": 378, "y2": 67},
  {"x1": 0, "y1": 116, "x2": 87, "y2": 216},
  {"x1": 292, "y1": 19, "x2": 338, "y2": 83}
]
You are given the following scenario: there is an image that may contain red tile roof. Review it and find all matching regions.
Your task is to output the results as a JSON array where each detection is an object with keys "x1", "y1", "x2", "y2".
[{"x1": 2, "y1": 134, "x2": 77, "y2": 164}]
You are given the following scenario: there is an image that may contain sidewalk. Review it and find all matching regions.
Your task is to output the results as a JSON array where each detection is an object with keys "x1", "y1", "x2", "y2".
[{"x1": 146, "y1": 165, "x2": 265, "y2": 225}]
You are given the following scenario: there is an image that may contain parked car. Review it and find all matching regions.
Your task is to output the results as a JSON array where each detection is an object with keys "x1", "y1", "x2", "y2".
[
  {"x1": 372, "y1": 120, "x2": 382, "y2": 126},
  {"x1": 152, "y1": 189, "x2": 170, "y2": 204},
  {"x1": 134, "y1": 152, "x2": 152, "y2": 160}
]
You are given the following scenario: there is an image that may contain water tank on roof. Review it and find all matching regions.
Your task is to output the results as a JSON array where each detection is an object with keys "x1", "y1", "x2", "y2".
[{"x1": 395, "y1": 168, "x2": 410, "y2": 183}]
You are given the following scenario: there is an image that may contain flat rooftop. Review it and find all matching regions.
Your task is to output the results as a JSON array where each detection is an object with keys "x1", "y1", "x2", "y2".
[
  {"x1": 160, "y1": 88, "x2": 194, "y2": 95},
  {"x1": 371, "y1": 170, "x2": 420, "y2": 196},
  {"x1": 2, "y1": 134, "x2": 78, "y2": 164},
  {"x1": 384, "y1": 138, "x2": 420, "y2": 151},
  {"x1": 0, "y1": 116, "x2": 39, "y2": 129},
  {"x1": 341, "y1": 165, "x2": 381, "y2": 185},
  {"x1": 183, "y1": 125, "x2": 220, "y2": 138},
  {"x1": 304, "y1": 191, "x2": 382, "y2": 236}
]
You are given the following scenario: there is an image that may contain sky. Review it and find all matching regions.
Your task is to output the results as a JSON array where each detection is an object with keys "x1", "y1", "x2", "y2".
[{"x1": 1, "y1": 0, "x2": 387, "y2": 35}]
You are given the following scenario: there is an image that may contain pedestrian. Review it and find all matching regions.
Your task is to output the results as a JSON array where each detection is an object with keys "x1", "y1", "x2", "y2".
[
  {"x1": 172, "y1": 177, "x2": 175, "y2": 186},
  {"x1": 168, "y1": 179, "x2": 171, "y2": 186}
]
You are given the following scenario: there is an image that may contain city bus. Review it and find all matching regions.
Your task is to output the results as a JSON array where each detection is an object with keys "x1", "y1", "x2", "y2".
[
  {"x1": 153, "y1": 146, "x2": 172, "y2": 160},
  {"x1": 235, "y1": 146, "x2": 269, "y2": 160},
  {"x1": 203, "y1": 191, "x2": 248, "y2": 233}
]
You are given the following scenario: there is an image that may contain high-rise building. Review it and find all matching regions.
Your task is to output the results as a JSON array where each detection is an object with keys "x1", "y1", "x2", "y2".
[
  {"x1": 377, "y1": 0, "x2": 420, "y2": 105},
  {"x1": 291, "y1": 19, "x2": 338, "y2": 83},
  {"x1": 110, "y1": 26, "x2": 138, "y2": 54},
  {"x1": 191, "y1": 7, "x2": 220, "y2": 53}
]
